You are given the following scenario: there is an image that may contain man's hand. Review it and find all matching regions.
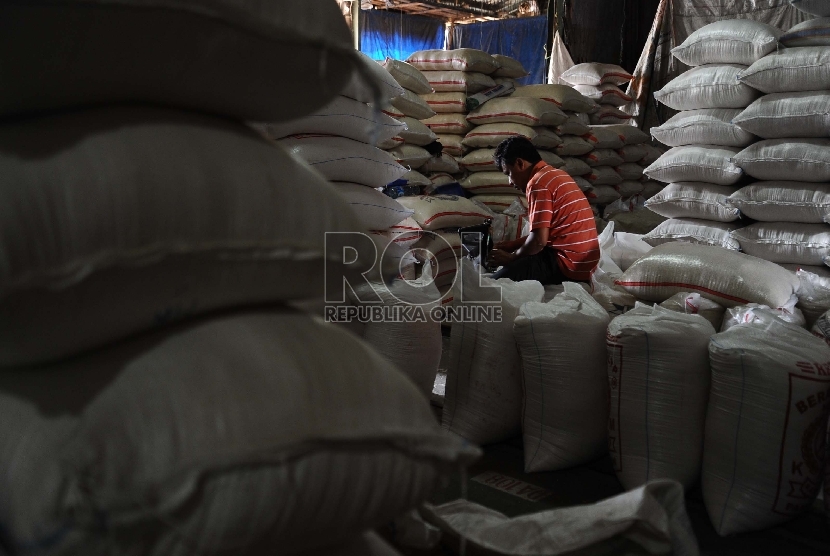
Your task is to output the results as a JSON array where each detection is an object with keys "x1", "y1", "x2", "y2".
[{"x1": 489, "y1": 248, "x2": 517, "y2": 267}]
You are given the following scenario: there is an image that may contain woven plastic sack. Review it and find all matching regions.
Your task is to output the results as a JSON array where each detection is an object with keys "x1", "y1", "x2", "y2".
[
  {"x1": 561, "y1": 156, "x2": 593, "y2": 176},
  {"x1": 659, "y1": 292, "x2": 726, "y2": 330},
  {"x1": 460, "y1": 148, "x2": 499, "y2": 173},
  {"x1": 390, "y1": 89, "x2": 436, "y2": 120},
  {"x1": 644, "y1": 146, "x2": 743, "y2": 186},
  {"x1": 616, "y1": 163, "x2": 644, "y2": 181},
  {"x1": 388, "y1": 144, "x2": 432, "y2": 170},
  {"x1": 421, "y1": 153, "x2": 461, "y2": 174},
  {"x1": 727, "y1": 182, "x2": 830, "y2": 223},
  {"x1": 0, "y1": 0, "x2": 364, "y2": 122},
  {"x1": 548, "y1": 30, "x2": 575, "y2": 85},
  {"x1": 420, "y1": 92, "x2": 467, "y2": 114},
  {"x1": 672, "y1": 20, "x2": 781, "y2": 66},
  {"x1": 381, "y1": 58, "x2": 433, "y2": 94},
  {"x1": 608, "y1": 305, "x2": 715, "y2": 490},
  {"x1": 553, "y1": 113, "x2": 591, "y2": 136},
  {"x1": 435, "y1": 134, "x2": 465, "y2": 157},
  {"x1": 651, "y1": 109, "x2": 756, "y2": 148},
  {"x1": 616, "y1": 242, "x2": 800, "y2": 308},
  {"x1": 585, "y1": 126, "x2": 626, "y2": 149},
  {"x1": 589, "y1": 184, "x2": 623, "y2": 204},
  {"x1": 515, "y1": 284, "x2": 611, "y2": 472},
  {"x1": 733, "y1": 91, "x2": 830, "y2": 139},
  {"x1": 585, "y1": 167, "x2": 623, "y2": 187},
  {"x1": 282, "y1": 135, "x2": 406, "y2": 186},
  {"x1": 351, "y1": 278, "x2": 443, "y2": 397},
  {"x1": 397, "y1": 195, "x2": 489, "y2": 231},
  {"x1": 381, "y1": 216, "x2": 423, "y2": 248},
  {"x1": 703, "y1": 321, "x2": 830, "y2": 536},
  {"x1": 466, "y1": 97, "x2": 567, "y2": 127},
  {"x1": 254, "y1": 96, "x2": 405, "y2": 146},
  {"x1": 460, "y1": 172, "x2": 520, "y2": 195},
  {"x1": 0, "y1": 310, "x2": 479, "y2": 554},
  {"x1": 813, "y1": 309, "x2": 830, "y2": 346},
  {"x1": 617, "y1": 145, "x2": 648, "y2": 163},
  {"x1": 398, "y1": 117, "x2": 438, "y2": 146},
  {"x1": 616, "y1": 180, "x2": 645, "y2": 197},
  {"x1": 608, "y1": 125, "x2": 651, "y2": 146},
  {"x1": 493, "y1": 54, "x2": 528, "y2": 78},
  {"x1": 422, "y1": 113, "x2": 472, "y2": 136},
  {"x1": 573, "y1": 84, "x2": 632, "y2": 106},
  {"x1": 641, "y1": 181, "x2": 665, "y2": 200},
  {"x1": 556, "y1": 136, "x2": 595, "y2": 156},
  {"x1": 581, "y1": 149, "x2": 624, "y2": 168},
  {"x1": 511, "y1": 85, "x2": 599, "y2": 113},
  {"x1": 334, "y1": 182, "x2": 413, "y2": 229},
  {"x1": 791, "y1": 0, "x2": 830, "y2": 15},
  {"x1": 655, "y1": 65, "x2": 761, "y2": 111},
  {"x1": 473, "y1": 194, "x2": 527, "y2": 213},
  {"x1": 738, "y1": 47, "x2": 830, "y2": 94},
  {"x1": 0, "y1": 107, "x2": 380, "y2": 367},
  {"x1": 780, "y1": 17, "x2": 830, "y2": 47},
  {"x1": 731, "y1": 222, "x2": 830, "y2": 266},
  {"x1": 645, "y1": 182, "x2": 740, "y2": 222},
  {"x1": 642, "y1": 218, "x2": 742, "y2": 250},
  {"x1": 590, "y1": 106, "x2": 635, "y2": 125},
  {"x1": 797, "y1": 269, "x2": 830, "y2": 328},
  {"x1": 442, "y1": 260, "x2": 545, "y2": 445},
  {"x1": 341, "y1": 50, "x2": 406, "y2": 104},
  {"x1": 720, "y1": 303, "x2": 807, "y2": 332},
  {"x1": 561, "y1": 63, "x2": 634, "y2": 86},
  {"x1": 732, "y1": 139, "x2": 830, "y2": 182},
  {"x1": 406, "y1": 48, "x2": 499, "y2": 74},
  {"x1": 640, "y1": 145, "x2": 665, "y2": 167},
  {"x1": 421, "y1": 70, "x2": 495, "y2": 94},
  {"x1": 462, "y1": 123, "x2": 561, "y2": 149}
]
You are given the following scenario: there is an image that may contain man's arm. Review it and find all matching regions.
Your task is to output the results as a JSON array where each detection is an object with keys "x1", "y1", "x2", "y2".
[
  {"x1": 494, "y1": 236, "x2": 526, "y2": 251},
  {"x1": 490, "y1": 226, "x2": 550, "y2": 266}
]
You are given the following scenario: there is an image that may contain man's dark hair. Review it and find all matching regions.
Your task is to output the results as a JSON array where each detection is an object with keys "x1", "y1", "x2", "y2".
[{"x1": 493, "y1": 136, "x2": 542, "y2": 172}]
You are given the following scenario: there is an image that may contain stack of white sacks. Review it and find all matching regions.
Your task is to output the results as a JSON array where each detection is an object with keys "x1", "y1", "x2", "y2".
[
  {"x1": 442, "y1": 239, "x2": 829, "y2": 538},
  {"x1": 0, "y1": 3, "x2": 482, "y2": 555},
  {"x1": 556, "y1": 63, "x2": 666, "y2": 227},
  {"x1": 646, "y1": 15, "x2": 830, "y2": 327},
  {"x1": 376, "y1": 58, "x2": 444, "y2": 191}
]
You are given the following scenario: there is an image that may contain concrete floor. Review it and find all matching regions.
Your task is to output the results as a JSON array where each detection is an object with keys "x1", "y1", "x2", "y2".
[{"x1": 420, "y1": 334, "x2": 830, "y2": 556}]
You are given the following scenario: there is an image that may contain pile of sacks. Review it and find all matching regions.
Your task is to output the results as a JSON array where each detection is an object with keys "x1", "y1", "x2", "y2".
[
  {"x1": 646, "y1": 17, "x2": 829, "y2": 280},
  {"x1": 0, "y1": 2, "x2": 481, "y2": 554},
  {"x1": 556, "y1": 62, "x2": 666, "y2": 230},
  {"x1": 442, "y1": 243, "x2": 830, "y2": 539}
]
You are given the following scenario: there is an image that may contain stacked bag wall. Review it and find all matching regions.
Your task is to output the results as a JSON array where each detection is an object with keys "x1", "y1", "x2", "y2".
[{"x1": 0, "y1": 3, "x2": 479, "y2": 553}]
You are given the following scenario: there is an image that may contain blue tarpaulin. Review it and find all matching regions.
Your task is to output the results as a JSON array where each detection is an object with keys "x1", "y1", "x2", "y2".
[
  {"x1": 452, "y1": 16, "x2": 548, "y2": 85},
  {"x1": 359, "y1": 9, "x2": 445, "y2": 62}
]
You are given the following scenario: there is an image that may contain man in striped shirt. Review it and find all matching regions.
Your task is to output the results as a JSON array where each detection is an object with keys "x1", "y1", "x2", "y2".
[{"x1": 488, "y1": 137, "x2": 600, "y2": 284}]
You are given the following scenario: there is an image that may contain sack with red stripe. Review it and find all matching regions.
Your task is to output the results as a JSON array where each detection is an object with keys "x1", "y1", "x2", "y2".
[
  {"x1": 381, "y1": 58, "x2": 433, "y2": 95},
  {"x1": 420, "y1": 92, "x2": 467, "y2": 114},
  {"x1": 372, "y1": 216, "x2": 423, "y2": 249},
  {"x1": 561, "y1": 63, "x2": 634, "y2": 86},
  {"x1": 466, "y1": 97, "x2": 567, "y2": 127},
  {"x1": 398, "y1": 117, "x2": 438, "y2": 146},
  {"x1": 406, "y1": 48, "x2": 499, "y2": 74},
  {"x1": 590, "y1": 106, "x2": 635, "y2": 125},
  {"x1": 421, "y1": 71, "x2": 495, "y2": 94},
  {"x1": 422, "y1": 113, "x2": 472, "y2": 135},
  {"x1": 460, "y1": 172, "x2": 520, "y2": 196},
  {"x1": 397, "y1": 195, "x2": 490, "y2": 231},
  {"x1": 642, "y1": 218, "x2": 742, "y2": 250},
  {"x1": 615, "y1": 242, "x2": 800, "y2": 308},
  {"x1": 462, "y1": 123, "x2": 561, "y2": 149},
  {"x1": 435, "y1": 135, "x2": 466, "y2": 157},
  {"x1": 389, "y1": 89, "x2": 436, "y2": 120},
  {"x1": 573, "y1": 84, "x2": 632, "y2": 106},
  {"x1": 510, "y1": 84, "x2": 598, "y2": 113},
  {"x1": 472, "y1": 195, "x2": 527, "y2": 214}
]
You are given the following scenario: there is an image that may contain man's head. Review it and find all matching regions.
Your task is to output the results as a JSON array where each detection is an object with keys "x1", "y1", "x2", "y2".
[{"x1": 493, "y1": 137, "x2": 542, "y2": 192}]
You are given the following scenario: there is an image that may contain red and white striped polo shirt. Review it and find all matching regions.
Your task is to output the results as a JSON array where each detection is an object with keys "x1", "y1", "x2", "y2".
[{"x1": 525, "y1": 161, "x2": 600, "y2": 281}]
